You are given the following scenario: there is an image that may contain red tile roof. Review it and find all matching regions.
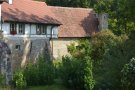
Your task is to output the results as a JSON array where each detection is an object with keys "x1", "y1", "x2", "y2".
[
  {"x1": 2, "y1": 0, "x2": 61, "y2": 25},
  {"x1": 49, "y1": 6, "x2": 99, "y2": 37}
]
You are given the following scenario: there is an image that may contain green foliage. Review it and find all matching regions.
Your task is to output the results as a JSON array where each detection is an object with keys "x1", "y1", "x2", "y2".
[
  {"x1": 59, "y1": 56, "x2": 84, "y2": 89},
  {"x1": 13, "y1": 69, "x2": 26, "y2": 90},
  {"x1": 68, "y1": 39, "x2": 92, "y2": 58},
  {"x1": 0, "y1": 74, "x2": 6, "y2": 87},
  {"x1": 121, "y1": 58, "x2": 135, "y2": 90},
  {"x1": 37, "y1": 0, "x2": 135, "y2": 35},
  {"x1": 36, "y1": 0, "x2": 94, "y2": 8},
  {"x1": 91, "y1": 30, "x2": 117, "y2": 61},
  {"x1": 24, "y1": 56, "x2": 55, "y2": 86},
  {"x1": 91, "y1": 30, "x2": 135, "y2": 89},
  {"x1": 28, "y1": 84, "x2": 67, "y2": 90},
  {"x1": 84, "y1": 56, "x2": 95, "y2": 90},
  {"x1": 60, "y1": 39, "x2": 95, "y2": 90},
  {"x1": 94, "y1": 0, "x2": 135, "y2": 35},
  {"x1": 12, "y1": 55, "x2": 55, "y2": 88}
]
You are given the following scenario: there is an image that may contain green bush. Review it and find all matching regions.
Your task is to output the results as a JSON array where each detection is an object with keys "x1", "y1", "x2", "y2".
[
  {"x1": 59, "y1": 39, "x2": 95, "y2": 90},
  {"x1": 59, "y1": 56, "x2": 84, "y2": 89},
  {"x1": 13, "y1": 69, "x2": 26, "y2": 90},
  {"x1": 24, "y1": 55, "x2": 55, "y2": 86},
  {"x1": 0, "y1": 74, "x2": 6, "y2": 88},
  {"x1": 59, "y1": 56, "x2": 95, "y2": 90},
  {"x1": 121, "y1": 58, "x2": 135, "y2": 90},
  {"x1": 91, "y1": 30, "x2": 135, "y2": 89}
]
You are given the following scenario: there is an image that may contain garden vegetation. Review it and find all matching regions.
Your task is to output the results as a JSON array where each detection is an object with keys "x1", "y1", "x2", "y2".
[{"x1": 4, "y1": 30, "x2": 133, "y2": 90}]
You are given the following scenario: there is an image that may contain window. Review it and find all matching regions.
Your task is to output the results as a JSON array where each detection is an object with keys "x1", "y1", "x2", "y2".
[
  {"x1": 36, "y1": 25, "x2": 47, "y2": 35},
  {"x1": 10, "y1": 23, "x2": 17, "y2": 35},
  {"x1": 15, "y1": 45, "x2": 21, "y2": 50},
  {"x1": 36, "y1": 25, "x2": 41, "y2": 35},
  {"x1": 10, "y1": 23, "x2": 25, "y2": 35},
  {"x1": 18, "y1": 23, "x2": 25, "y2": 34},
  {"x1": 42, "y1": 26, "x2": 47, "y2": 35}
]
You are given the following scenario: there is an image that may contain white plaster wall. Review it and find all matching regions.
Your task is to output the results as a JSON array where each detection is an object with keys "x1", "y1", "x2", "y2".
[
  {"x1": 30, "y1": 24, "x2": 36, "y2": 35},
  {"x1": 25, "y1": 24, "x2": 30, "y2": 35},
  {"x1": 2, "y1": 22, "x2": 59, "y2": 39},
  {"x1": 0, "y1": 5, "x2": 1, "y2": 30},
  {"x1": 52, "y1": 26, "x2": 58, "y2": 38},
  {"x1": 47, "y1": 26, "x2": 51, "y2": 37},
  {"x1": 2, "y1": 23, "x2": 10, "y2": 35}
]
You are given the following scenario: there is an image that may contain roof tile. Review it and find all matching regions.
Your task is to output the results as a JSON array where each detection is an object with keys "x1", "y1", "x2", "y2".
[
  {"x1": 49, "y1": 6, "x2": 99, "y2": 37},
  {"x1": 2, "y1": 0, "x2": 61, "y2": 25}
]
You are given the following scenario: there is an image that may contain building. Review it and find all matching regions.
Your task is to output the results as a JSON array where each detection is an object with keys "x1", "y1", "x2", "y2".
[
  {"x1": 0, "y1": 0, "x2": 108, "y2": 84},
  {"x1": 50, "y1": 7, "x2": 108, "y2": 59},
  {"x1": 49, "y1": 6, "x2": 99, "y2": 58}
]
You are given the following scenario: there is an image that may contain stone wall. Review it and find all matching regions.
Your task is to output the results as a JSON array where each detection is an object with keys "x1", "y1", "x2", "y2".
[
  {"x1": 50, "y1": 38, "x2": 79, "y2": 59},
  {"x1": 4, "y1": 38, "x2": 51, "y2": 71},
  {"x1": 0, "y1": 40, "x2": 12, "y2": 84}
]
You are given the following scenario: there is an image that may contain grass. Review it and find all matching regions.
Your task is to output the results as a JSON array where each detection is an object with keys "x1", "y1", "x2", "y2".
[
  {"x1": 28, "y1": 84, "x2": 68, "y2": 90},
  {"x1": 0, "y1": 87, "x2": 11, "y2": 90},
  {"x1": 0, "y1": 84, "x2": 68, "y2": 90}
]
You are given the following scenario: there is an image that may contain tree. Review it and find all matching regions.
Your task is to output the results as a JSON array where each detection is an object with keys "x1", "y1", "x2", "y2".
[
  {"x1": 91, "y1": 30, "x2": 135, "y2": 89},
  {"x1": 94, "y1": 0, "x2": 135, "y2": 35},
  {"x1": 60, "y1": 39, "x2": 95, "y2": 90},
  {"x1": 121, "y1": 58, "x2": 135, "y2": 90}
]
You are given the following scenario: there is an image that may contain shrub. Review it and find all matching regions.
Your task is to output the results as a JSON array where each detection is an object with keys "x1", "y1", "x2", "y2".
[
  {"x1": 13, "y1": 69, "x2": 26, "y2": 90},
  {"x1": 91, "y1": 30, "x2": 135, "y2": 89},
  {"x1": 84, "y1": 56, "x2": 95, "y2": 90},
  {"x1": 0, "y1": 74, "x2": 6, "y2": 88},
  {"x1": 59, "y1": 56, "x2": 95, "y2": 90},
  {"x1": 60, "y1": 39, "x2": 95, "y2": 90},
  {"x1": 24, "y1": 55, "x2": 55, "y2": 86},
  {"x1": 59, "y1": 56, "x2": 84, "y2": 89},
  {"x1": 121, "y1": 58, "x2": 135, "y2": 90}
]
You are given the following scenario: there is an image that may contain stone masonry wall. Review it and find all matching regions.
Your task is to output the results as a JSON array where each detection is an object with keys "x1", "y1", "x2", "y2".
[
  {"x1": 4, "y1": 38, "x2": 51, "y2": 71},
  {"x1": 50, "y1": 38, "x2": 78, "y2": 59}
]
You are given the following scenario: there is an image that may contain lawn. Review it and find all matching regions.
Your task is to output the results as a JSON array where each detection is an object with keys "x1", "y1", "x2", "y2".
[
  {"x1": 28, "y1": 84, "x2": 68, "y2": 90},
  {"x1": 0, "y1": 84, "x2": 68, "y2": 90}
]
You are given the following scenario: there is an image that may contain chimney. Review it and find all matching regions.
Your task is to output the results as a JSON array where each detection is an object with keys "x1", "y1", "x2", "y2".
[
  {"x1": 5, "y1": 0, "x2": 12, "y2": 4},
  {"x1": 98, "y1": 13, "x2": 108, "y2": 31},
  {"x1": 8, "y1": 0, "x2": 12, "y2": 4}
]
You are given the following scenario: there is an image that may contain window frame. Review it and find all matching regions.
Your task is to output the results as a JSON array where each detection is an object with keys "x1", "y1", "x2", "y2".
[
  {"x1": 15, "y1": 45, "x2": 21, "y2": 50},
  {"x1": 10, "y1": 23, "x2": 17, "y2": 35},
  {"x1": 36, "y1": 24, "x2": 47, "y2": 35},
  {"x1": 18, "y1": 23, "x2": 25, "y2": 35}
]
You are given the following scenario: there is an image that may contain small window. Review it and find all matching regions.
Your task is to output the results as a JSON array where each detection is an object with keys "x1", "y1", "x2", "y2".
[
  {"x1": 18, "y1": 23, "x2": 25, "y2": 34},
  {"x1": 104, "y1": 16, "x2": 106, "y2": 19},
  {"x1": 15, "y1": 45, "x2": 21, "y2": 50},
  {"x1": 10, "y1": 23, "x2": 17, "y2": 35}
]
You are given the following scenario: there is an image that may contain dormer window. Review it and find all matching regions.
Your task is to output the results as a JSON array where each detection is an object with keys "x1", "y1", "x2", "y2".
[
  {"x1": 10, "y1": 23, "x2": 17, "y2": 35},
  {"x1": 36, "y1": 25, "x2": 47, "y2": 35}
]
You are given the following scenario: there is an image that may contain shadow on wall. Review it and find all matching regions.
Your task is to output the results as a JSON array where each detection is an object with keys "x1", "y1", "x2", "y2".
[
  {"x1": 5, "y1": 39, "x2": 52, "y2": 68},
  {"x1": 80, "y1": 11, "x2": 99, "y2": 37}
]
